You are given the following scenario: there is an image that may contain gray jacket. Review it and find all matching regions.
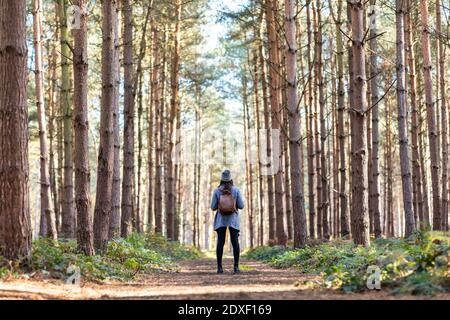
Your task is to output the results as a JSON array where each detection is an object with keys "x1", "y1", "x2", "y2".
[{"x1": 211, "y1": 185, "x2": 244, "y2": 231}]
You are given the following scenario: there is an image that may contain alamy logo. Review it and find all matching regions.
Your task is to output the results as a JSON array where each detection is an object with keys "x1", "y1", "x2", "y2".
[
  {"x1": 366, "y1": 265, "x2": 381, "y2": 290},
  {"x1": 65, "y1": 265, "x2": 81, "y2": 286},
  {"x1": 368, "y1": 5, "x2": 378, "y2": 31},
  {"x1": 67, "y1": 5, "x2": 82, "y2": 30},
  {"x1": 174, "y1": 127, "x2": 281, "y2": 175}
]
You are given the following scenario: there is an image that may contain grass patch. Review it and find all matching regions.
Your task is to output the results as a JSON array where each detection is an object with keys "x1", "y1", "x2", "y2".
[
  {"x1": 244, "y1": 231, "x2": 449, "y2": 295},
  {"x1": 239, "y1": 264, "x2": 255, "y2": 271},
  {"x1": 0, "y1": 232, "x2": 202, "y2": 282}
]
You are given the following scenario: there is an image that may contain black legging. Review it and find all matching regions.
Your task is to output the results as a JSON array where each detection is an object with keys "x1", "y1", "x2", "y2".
[{"x1": 216, "y1": 227, "x2": 240, "y2": 267}]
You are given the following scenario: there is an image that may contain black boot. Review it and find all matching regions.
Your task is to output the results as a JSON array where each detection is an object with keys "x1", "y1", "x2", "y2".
[
  {"x1": 233, "y1": 264, "x2": 240, "y2": 274},
  {"x1": 217, "y1": 265, "x2": 224, "y2": 274}
]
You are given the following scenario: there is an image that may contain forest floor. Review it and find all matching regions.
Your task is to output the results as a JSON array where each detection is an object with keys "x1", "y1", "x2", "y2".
[{"x1": 0, "y1": 257, "x2": 448, "y2": 300}]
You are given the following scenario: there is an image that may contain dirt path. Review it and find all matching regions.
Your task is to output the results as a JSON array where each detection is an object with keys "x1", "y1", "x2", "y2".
[{"x1": 0, "y1": 257, "x2": 447, "y2": 299}]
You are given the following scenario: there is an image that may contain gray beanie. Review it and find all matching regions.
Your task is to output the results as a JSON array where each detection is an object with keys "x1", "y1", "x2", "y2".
[{"x1": 221, "y1": 169, "x2": 232, "y2": 182}]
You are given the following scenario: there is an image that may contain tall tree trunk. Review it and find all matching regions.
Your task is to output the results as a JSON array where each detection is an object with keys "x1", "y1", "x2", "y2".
[
  {"x1": 33, "y1": 0, "x2": 57, "y2": 239},
  {"x1": 166, "y1": 0, "x2": 182, "y2": 240},
  {"x1": 146, "y1": 70, "x2": 154, "y2": 232},
  {"x1": 368, "y1": 1, "x2": 382, "y2": 238},
  {"x1": 194, "y1": 107, "x2": 201, "y2": 247},
  {"x1": 395, "y1": 0, "x2": 416, "y2": 236},
  {"x1": 48, "y1": 41, "x2": 60, "y2": 233},
  {"x1": 192, "y1": 84, "x2": 202, "y2": 246},
  {"x1": 436, "y1": 0, "x2": 448, "y2": 231},
  {"x1": 252, "y1": 48, "x2": 265, "y2": 246},
  {"x1": 243, "y1": 75, "x2": 254, "y2": 248},
  {"x1": 174, "y1": 99, "x2": 182, "y2": 241},
  {"x1": 159, "y1": 29, "x2": 168, "y2": 236},
  {"x1": 132, "y1": 4, "x2": 151, "y2": 234},
  {"x1": 72, "y1": 0, "x2": 95, "y2": 256},
  {"x1": 0, "y1": 0, "x2": 32, "y2": 260},
  {"x1": 386, "y1": 88, "x2": 394, "y2": 237},
  {"x1": 330, "y1": 46, "x2": 339, "y2": 238},
  {"x1": 136, "y1": 66, "x2": 143, "y2": 232},
  {"x1": 306, "y1": 1, "x2": 316, "y2": 238},
  {"x1": 414, "y1": 28, "x2": 431, "y2": 228},
  {"x1": 120, "y1": 0, "x2": 135, "y2": 237},
  {"x1": 57, "y1": 76, "x2": 64, "y2": 235},
  {"x1": 285, "y1": 0, "x2": 307, "y2": 246},
  {"x1": 283, "y1": 119, "x2": 293, "y2": 240},
  {"x1": 419, "y1": 102, "x2": 431, "y2": 227},
  {"x1": 94, "y1": 0, "x2": 118, "y2": 250},
  {"x1": 110, "y1": 1, "x2": 121, "y2": 239},
  {"x1": 258, "y1": 11, "x2": 275, "y2": 243},
  {"x1": 316, "y1": 0, "x2": 329, "y2": 240},
  {"x1": 405, "y1": 0, "x2": 423, "y2": 229},
  {"x1": 419, "y1": 0, "x2": 441, "y2": 230},
  {"x1": 265, "y1": 0, "x2": 287, "y2": 246},
  {"x1": 312, "y1": 2, "x2": 322, "y2": 239},
  {"x1": 335, "y1": 0, "x2": 350, "y2": 238},
  {"x1": 349, "y1": 0, "x2": 370, "y2": 246},
  {"x1": 59, "y1": 0, "x2": 75, "y2": 239},
  {"x1": 152, "y1": 26, "x2": 163, "y2": 234},
  {"x1": 136, "y1": 69, "x2": 143, "y2": 233},
  {"x1": 344, "y1": 2, "x2": 354, "y2": 238}
]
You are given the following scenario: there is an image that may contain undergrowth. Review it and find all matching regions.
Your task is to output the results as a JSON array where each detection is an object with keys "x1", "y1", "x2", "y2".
[
  {"x1": 244, "y1": 231, "x2": 449, "y2": 295},
  {"x1": 0, "y1": 232, "x2": 201, "y2": 282}
]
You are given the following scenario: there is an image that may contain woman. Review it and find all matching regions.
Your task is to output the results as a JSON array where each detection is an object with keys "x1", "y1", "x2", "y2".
[{"x1": 210, "y1": 169, "x2": 245, "y2": 274}]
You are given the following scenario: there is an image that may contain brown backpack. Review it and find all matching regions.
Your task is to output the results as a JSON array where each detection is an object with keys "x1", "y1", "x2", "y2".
[{"x1": 218, "y1": 188, "x2": 236, "y2": 215}]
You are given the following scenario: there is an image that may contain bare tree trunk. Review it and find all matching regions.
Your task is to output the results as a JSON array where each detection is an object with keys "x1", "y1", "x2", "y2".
[
  {"x1": 344, "y1": 2, "x2": 354, "y2": 238},
  {"x1": 49, "y1": 44, "x2": 60, "y2": 233},
  {"x1": 166, "y1": 0, "x2": 182, "y2": 240},
  {"x1": 174, "y1": 100, "x2": 182, "y2": 241},
  {"x1": 312, "y1": 2, "x2": 322, "y2": 239},
  {"x1": 134, "y1": 4, "x2": 151, "y2": 234},
  {"x1": 136, "y1": 68, "x2": 143, "y2": 232},
  {"x1": 330, "y1": 45, "x2": 339, "y2": 238},
  {"x1": 395, "y1": 0, "x2": 416, "y2": 236},
  {"x1": 283, "y1": 120, "x2": 293, "y2": 240},
  {"x1": 94, "y1": 0, "x2": 118, "y2": 250},
  {"x1": 335, "y1": 0, "x2": 350, "y2": 238},
  {"x1": 153, "y1": 26, "x2": 163, "y2": 234},
  {"x1": 265, "y1": 0, "x2": 287, "y2": 246},
  {"x1": 0, "y1": 0, "x2": 32, "y2": 260},
  {"x1": 306, "y1": 1, "x2": 316, "y2": 239},
  {"x1": 259, "y1": 11, "x2": 275, "y2": 244},
  {"x1": 110, "y1": 1, "x2": 121, "y2": 239},
  {"x1": 72, "y1": 0, "x2": 95, "y2": 256},
  {"x1": 419, "y1": 104, "x2": 431, "y2": 227},
  {"x1": 405, "y1": 0, "x2": 423, "y2": 229},
  {"x1": 315, "y1": 0, "x2": 329, "y2": 240},
  {"x1": 419, "y1": 0, "x2": 441, "y2": 230},
  {"x1": 147, "y1": 68, "x2": 154, "y2": 232},
  {"x1": 252, "y1": 48, "x2": 265, "y2": 246},
  {"x1": 120, "y1": 0, "x2": 134, "y2": 237},
  {"x1": 349, "y1": 0, "x2": 370, "y2": 246},
  {"x1": 195, "y1": 113, "x2": 201, "y2": 247},
  {"x1": 173, "y1": 6, "x2": 183, "y2": 242},
  {"x1": 59, "y1": 0, "x2": 75, "y2": 239},
  {"x1": 285, "y1": 0, "x2": 307, "y2": 246},
  {"x1": 436, "y1": 0, "x2": 448, "y2": 231},
  {"x1": 135, "y1": 66, "x2": 143, "y2": 233},
  {"x1": 57, "y1": 61, "x2": 64, "y2": 235},
  {"x1": 192, "y1": 84, "x2": 202, "y2": 247},
  {"x1": 367, "y1": 81, "x2": 373, "y2": 234},
  {"x1": 385, "y1": 86, "x2": 394, "y2": 237},
  {"x1": 147, "y1": 37, "x2": 157, "y2": 232},
  {"x1": 33, "y1": 0, "x2": 57, "y2": 239},
  {"x1": 243, "y1": 75, "x2": 254, "y2": 248},
  {"x1": 367, "y1": 1, "x2": 382, "y2": 238}
]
